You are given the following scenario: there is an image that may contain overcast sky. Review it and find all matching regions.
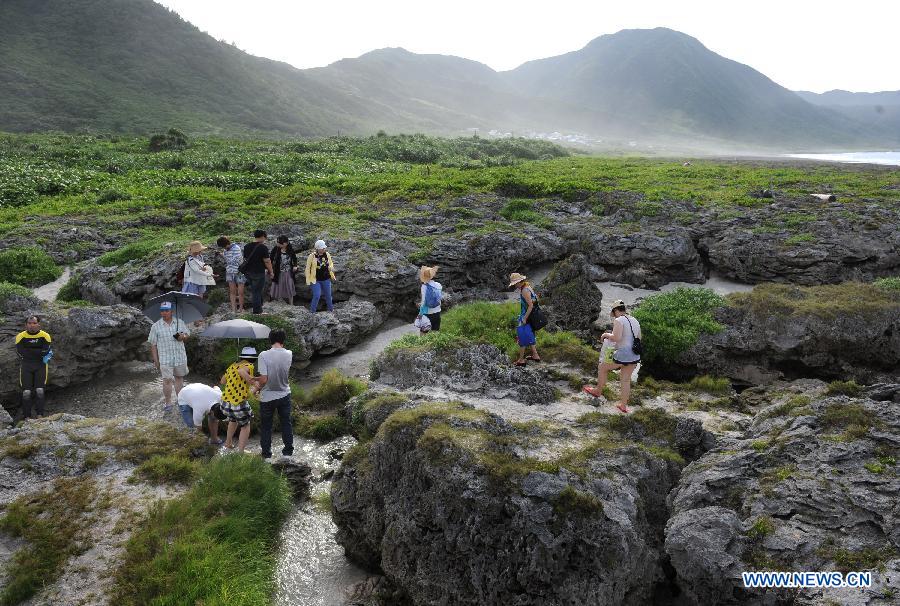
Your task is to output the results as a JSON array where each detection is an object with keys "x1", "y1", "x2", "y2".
[{"x1": 155, "y1": 0, "x2": 898, "y2": 93}]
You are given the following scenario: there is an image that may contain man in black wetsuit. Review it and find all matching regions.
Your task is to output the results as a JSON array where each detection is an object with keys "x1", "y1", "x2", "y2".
[{"x1": 15, "y1": 315, "x2": 52, "y2": 419}]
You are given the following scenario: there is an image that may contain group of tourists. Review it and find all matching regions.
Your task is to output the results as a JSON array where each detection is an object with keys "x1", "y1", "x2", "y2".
[
  {"x1": 181, "y1": 231, "x2": 337, "y2": 315},
  {"x1": 13, "y1": 253, "x2": 641, "y2": 428},
  {"x1": 147, "y1": 298, "x2": 295, "y2": 457}
]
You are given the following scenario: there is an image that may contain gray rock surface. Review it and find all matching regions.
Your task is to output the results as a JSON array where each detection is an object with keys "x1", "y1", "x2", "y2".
[
  {"x1": 666, "y1": 387, "x2": 900, "y2": 605},
  {"x1": 271, "y1": 458, "x2": 313, "y2": 499},
  {"x1": 186, "y1": 299, "x2": 386, "y2": 376},
  {"x1": 677, "y1": 294, "x2": 900, "y2": 384},
  {"x1": 0, "y1": 295, "x2": 152, "y2": 411},
  {"x1": 538, "y1": 254, "x2": 604, "y2": 336},
  {"x1": 331, "y1": 399, "x2": 685, "y2": 605},
  {"x1": 370, "y1": 343, "x2": 558, "y2": 405}
]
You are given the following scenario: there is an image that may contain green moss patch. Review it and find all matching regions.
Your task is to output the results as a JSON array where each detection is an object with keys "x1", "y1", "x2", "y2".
[
  {"x1": 631, "y1": 287, "x2": 725, "y2": 365},
  {"x1": 0, "y1": 477, "x2": 97, "y2": 606},
  {"x1": 110, "y1": 454, "x2": 292, "y2": 606},
  {"x1": 728, "y1": 282, "x2": 900, "y2": 320},
  {"x1": 131, "y1": 454, "x2": 201, "y2": 485}
]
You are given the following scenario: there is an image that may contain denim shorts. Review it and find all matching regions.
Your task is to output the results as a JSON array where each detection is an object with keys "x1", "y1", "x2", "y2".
[
  {"x1": 225, "y1": 270, "x2": 245, "y2": 284},
  {"x1": 179, "y1": 404, "x2": 195, "y2": 428}
]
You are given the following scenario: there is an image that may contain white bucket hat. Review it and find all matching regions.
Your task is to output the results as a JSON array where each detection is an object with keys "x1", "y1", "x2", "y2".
[{"x1": 314, "y1": 240, "x2": 327, "y2": 250}]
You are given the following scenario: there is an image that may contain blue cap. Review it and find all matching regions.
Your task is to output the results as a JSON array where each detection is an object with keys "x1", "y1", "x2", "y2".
[{"x1": 159, "y1": 301, "x2": 173, "y2": 311}]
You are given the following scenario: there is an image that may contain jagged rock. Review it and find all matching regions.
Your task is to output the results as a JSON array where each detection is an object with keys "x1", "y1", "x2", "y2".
[
  {"x1": 674, "y1": 417, "x2": 717, "y2": 460},
  {"x1": 370, "y1": 343, "x2": 557, "y2": 405},
  {"x1": 332, "y1": 399, "x2": 685, "y2": 605},
  {"x1": 702, "y1": 199, "x2": 900, "y2": 285},
  {"x1": 538, "y1": 254, "x2": 604, "y2": 336},
  {"x1": 186, "y1": 299, "x2": 386, "y2": 376},
  {"x1": 866, "y1": 383, "x2": 900, "y2": 402},
  {"x1": 0, "y1": 404, "x2": 12, "y2": 426},
  {"x1": 677, "y1": 287, "x2": 900, "y2": 385},
  {"x1": 270, "y1": 458, "x2": 312, "y2": 499},
  {"x1": 0, "y1": 296, "x2": 152, "y2": 411},
  {"x1": 666, "y1": 387, "x2": 900, "y2": 604}
]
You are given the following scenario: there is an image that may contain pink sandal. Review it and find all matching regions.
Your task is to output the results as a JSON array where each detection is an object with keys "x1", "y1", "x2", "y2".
[{"x1": 582, "y1": 386, "x2": 602, "y2": 398}]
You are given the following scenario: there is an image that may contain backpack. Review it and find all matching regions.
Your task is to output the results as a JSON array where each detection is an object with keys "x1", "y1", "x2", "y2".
[{"x1": 424, "y1": 283, "x2": 442, "y2": 308}]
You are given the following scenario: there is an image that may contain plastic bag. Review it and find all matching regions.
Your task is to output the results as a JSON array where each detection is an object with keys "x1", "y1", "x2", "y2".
[
  {"x1": 414, "y1": 315, "x2": 432, "y2": 333},
  {"x1": 516, "y1": 323, "x2": 536, "y2": 347},
  {"x1": 599, "y1": 339, "x2": 615, "y2": 365}
]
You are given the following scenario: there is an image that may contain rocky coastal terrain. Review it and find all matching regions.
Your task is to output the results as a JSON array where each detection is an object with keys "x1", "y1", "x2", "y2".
[{"x1": 1, "y1": 136, "x2": 898, "y2": 605}]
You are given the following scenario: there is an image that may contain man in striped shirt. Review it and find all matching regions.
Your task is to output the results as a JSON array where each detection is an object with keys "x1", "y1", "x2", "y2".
[{"x1": 147, "y1": 301, "x2": 190, "y2": 410}]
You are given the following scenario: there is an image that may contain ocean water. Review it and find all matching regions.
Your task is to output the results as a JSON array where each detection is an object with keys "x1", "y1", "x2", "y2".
[{"x1": 786, "y1": 151, "x2": 900, "y2": 166}]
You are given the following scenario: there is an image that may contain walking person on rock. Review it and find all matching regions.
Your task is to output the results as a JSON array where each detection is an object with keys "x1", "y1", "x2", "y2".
[
  {"x1": 252, "y1": 329, "x2": 294, "y2": 459},
  {"x1": 147, "y1": 301, "x2": 190, "y2": 411},
  {"x1": 221, "y1": 346, "x2": 257, "y2": 452},
  {"x1": 217, "y1": 236, "x2": 246, "y2": 313},
  {"x1": 182, "y1": 241, "x2": 216, "y2": 299},
  {"x1": 418, "y1": 266, "x2": 443, "y2": 331},
  {"x1": 15, "y1": 315, "x2": 52, "y2": 420},
  {"x1": 306, "y1": 239, "x2": 336, "y2": 313},
  {"x1": 510, "y1": 273, "x2": 541, "y2": 367},
  {"x1": 269, "y1": 236, "x2": 299, "y2": 305},
  {"x1": 583, "y1": 300, "x2": 642, "y2": 413},
  {"x1": 243, "y1": 230, "x2": 274, "y2": 315}
]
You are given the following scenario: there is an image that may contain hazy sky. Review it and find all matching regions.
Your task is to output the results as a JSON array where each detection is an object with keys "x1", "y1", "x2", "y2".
[{"x1": 155, "y1": 0, "x2": 899, "y2": 93}]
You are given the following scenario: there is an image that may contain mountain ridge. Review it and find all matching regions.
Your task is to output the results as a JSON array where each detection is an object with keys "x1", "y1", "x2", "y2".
[{"x1": 1, "y1": 0, "x2": 897, "y2": 148}]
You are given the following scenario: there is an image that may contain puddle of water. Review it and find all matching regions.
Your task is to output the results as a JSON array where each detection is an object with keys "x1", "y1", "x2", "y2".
[{"x1": 33, "y1": 267, "x2": 72, "y2": 302}]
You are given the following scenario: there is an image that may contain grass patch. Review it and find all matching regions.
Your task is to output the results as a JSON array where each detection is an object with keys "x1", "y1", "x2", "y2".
[
  {"x1": 552, "y1": 485, "x2": 604, "y2": 515},
  {"x1": 685, "y1": 375, "x2": 731, "y2": 394},
  {"x1": 95, "y1": 419, "x2": 209, "y2": 464},
  {"x1": 819, "y1": 402, "x2": 879, "y2": 440},
  {"x1": 1, "y1": 437, "x2": 40, "y2": 459},
  {"x1": 294, "y1": 414, "x2": 350, "y2": 441},
  {"x1": 0, "y1": 281, "x2": 32, "y2": 305},
  {"x1": 82, "y1": 451, "x2": 107, "y2": 470},
  {"x1": 874, "y1": 277, "x2": 900, "y2": 291},
  {"x1": 110, "y1": 454, "x2": 292, "y2": 606},
  {"x1": 303, "y1": 369, "x2": 366, "y2": 410},
  {"x1": 817, "y1": 538, "x2": 896, "y2": 573},
  {"x1": 311, "y1": 491, "x2": 332, "y2": 514},
  {"x1": 747, "y1": 516, "x2": 775, "y2": 540},
  {"x1": 825, "y1": 380, "x2": 862, "y2": 396},
  {"x1": 0, "y1": 247, "x2": 61, "y2": 287},
  {"x1": 728, "y1": 282, "x2": 900, "y2": 320},
  {"x1": 54, "y1": 276, "x2": 83, "y2": 302},
  {"x1": 97, "y1": 240, "x2": 169, "y2": 267},
  {"x1": 0, "y1": 477, "x2": 96, "y2": 606},
  {"x1": 131, "y1": 454, "x2": 200, "y2": 485},
  {"x1": 631, "y1": 288, "x2": 725, "y2": 365}
]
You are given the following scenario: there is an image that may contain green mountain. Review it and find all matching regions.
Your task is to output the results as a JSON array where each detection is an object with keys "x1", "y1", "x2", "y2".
[
  {"x1": 1, "y1": 1, "x2": 895, "y2": 148},
  {"x1": 797, "y1": 90, "x2": 900, "y2": 142},
  {"x1": 0, "y1": 0, "x2": 373, "y2": 136},
  {"x1": 502, "y1": 28, "x2": 881, "y2": 146}
]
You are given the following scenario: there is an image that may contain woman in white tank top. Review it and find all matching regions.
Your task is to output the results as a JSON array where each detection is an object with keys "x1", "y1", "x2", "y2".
[{"x1": 583, "y1": 299, "x2": 641, "y2": 413}]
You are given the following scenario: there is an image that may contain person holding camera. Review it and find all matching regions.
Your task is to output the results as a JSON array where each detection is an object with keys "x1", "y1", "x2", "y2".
[{"x1": 147, "y1": 300, "x2": 190, "y2": 411}]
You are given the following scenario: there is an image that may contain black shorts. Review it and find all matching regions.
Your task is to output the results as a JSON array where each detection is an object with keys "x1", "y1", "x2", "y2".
[
  {"x1": 612, "y1": 357, "x2": 640, "y2": 367},
  {"x1": 426, "y1": 312, "x2": 441, "y2": 331},
  {"x1": 20, "y1": 363, "x2": 48, "y2": 390}
]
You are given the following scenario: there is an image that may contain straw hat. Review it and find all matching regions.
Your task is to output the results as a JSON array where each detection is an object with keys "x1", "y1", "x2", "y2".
[
  {"x1": 508, "y1": 272, "x2": 527, "y2": 287},
  {"x1": 188, "y1": 241, "x2": 207, "y2": 254},
  {"x1": 420, "y1": 265, "x2": 438, "y2": 283}
]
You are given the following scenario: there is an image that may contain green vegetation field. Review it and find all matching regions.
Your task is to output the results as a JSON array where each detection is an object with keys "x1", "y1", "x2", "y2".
[{"x1": 2, "y1": 132, "x2": 899, "y2": 268}]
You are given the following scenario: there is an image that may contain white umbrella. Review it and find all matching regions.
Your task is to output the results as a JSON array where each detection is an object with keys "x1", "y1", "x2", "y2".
[{"x1": 201, "y1": 319, "x2": 271, "y2": 340}]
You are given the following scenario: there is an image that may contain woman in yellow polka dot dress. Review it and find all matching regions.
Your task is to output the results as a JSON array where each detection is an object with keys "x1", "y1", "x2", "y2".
[{"x1": 220, "y1": 346, "x2": 257, "y2": 452}]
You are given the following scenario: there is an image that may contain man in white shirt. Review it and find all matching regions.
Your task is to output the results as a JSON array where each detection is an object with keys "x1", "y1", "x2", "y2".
[{"x1": 177, "y1": 382, "x2": 226, "y2": 444}]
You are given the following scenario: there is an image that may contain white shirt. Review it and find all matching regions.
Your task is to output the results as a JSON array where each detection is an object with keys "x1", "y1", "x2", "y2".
[
  {"x1": 420, "y1": 280, "x2": 443, "y2": 314},
  {"x1": 177, "y1": 383, "x2": 222, "y2": 426}
]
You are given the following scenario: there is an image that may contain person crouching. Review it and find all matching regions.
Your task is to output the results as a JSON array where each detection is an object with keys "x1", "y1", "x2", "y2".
[
  {"x1": 177, "y1": 382, "x2": 227, "y2": 444},
  {"x1": 220, "y1": 346, "x2": 257, "y2": 452}
]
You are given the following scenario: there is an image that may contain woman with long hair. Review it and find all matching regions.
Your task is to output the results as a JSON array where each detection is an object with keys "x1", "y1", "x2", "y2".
[{"x1": 269, "y1": 235, "x2": 299, "y2": 305}]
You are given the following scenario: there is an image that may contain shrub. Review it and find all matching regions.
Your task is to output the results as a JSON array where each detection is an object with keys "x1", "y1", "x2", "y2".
[
  {"x1": 875, "y1": 277, "x2": 900, "y2": 291},
  {"x1": 95, "y1": 189, "x2": 131, "y2": 204},
  {"x1": 0, "y1": 247, "x2": 62, "y2": 287},
  {"x1": 148, "y1": 128, "x2": 188, "y2": 152},
  {"x1": 0, "y1": 282, "x2": 33, "y2": 305},
  {"x1": 97, "y1": 241, "x2": 165, "y2": 267},
  {"x1": 631, "y1": 288, "x2": 725, "y2": 365},
  {"x1": 111, "y1": 454, "x2": 291, "y2": 605},
  {"x1": 304, "y1": 369, "x2": 366, "y2": 410},
  {"x1": 55, "y1": 277, "x2": 82, "y2": 302},
  {"x1": 294, "y1": 414, "x2": 350, "y2": 441}
]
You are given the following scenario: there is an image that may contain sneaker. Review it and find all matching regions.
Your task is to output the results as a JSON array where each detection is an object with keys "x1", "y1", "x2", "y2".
[
  {"x1": 281, "y1": 449, "x2": 294, "y2": 457},
  {"x1": 208, "y1": 438, "x2": 223, "y2": 446}
]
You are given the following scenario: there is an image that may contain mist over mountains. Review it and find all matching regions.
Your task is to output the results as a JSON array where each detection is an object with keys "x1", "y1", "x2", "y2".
[{"x1": 1, "y1": 0, "x2": 897, "y2": 150}]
